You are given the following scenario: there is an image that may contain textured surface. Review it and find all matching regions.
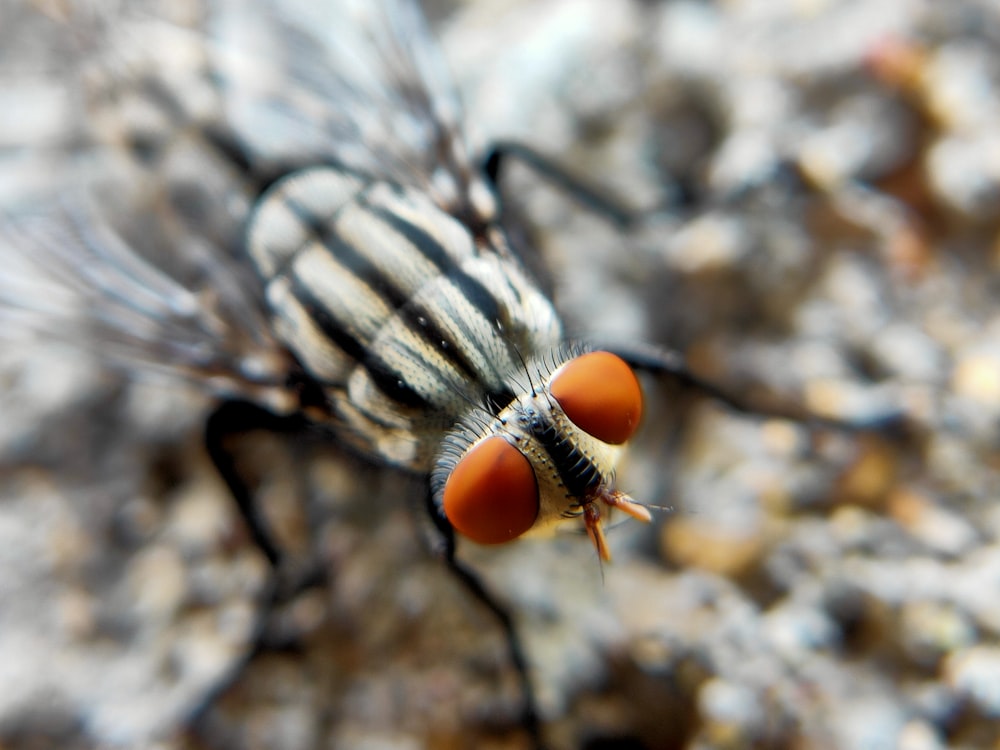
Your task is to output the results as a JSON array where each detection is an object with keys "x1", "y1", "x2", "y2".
[{"x1": 2, "y1": 0, "x2": 1000, "y2": 749}]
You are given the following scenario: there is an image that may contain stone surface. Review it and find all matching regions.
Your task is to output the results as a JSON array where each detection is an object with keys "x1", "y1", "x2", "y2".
[{"x1": 1, "y1": 0, "x2": 999, "y2": 748}]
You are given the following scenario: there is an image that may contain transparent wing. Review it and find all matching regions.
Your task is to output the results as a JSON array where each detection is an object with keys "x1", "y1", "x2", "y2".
[
  {"x1": 0, "y1": 3, "x2": 282, "y2": 404},
  {"x1": 0, "y1": 202, "x2": 290, "y2": 405},
  {"x1": 0, "y1": 0, "x2": 476, "y2": 407},
  {"x1": 208, "y1": 0, "x2": 479, "y2": 201}
]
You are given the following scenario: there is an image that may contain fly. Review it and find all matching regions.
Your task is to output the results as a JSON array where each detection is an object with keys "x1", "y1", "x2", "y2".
[{"x1": 245, "y1": 165, "x2": 651, "y2": 559}]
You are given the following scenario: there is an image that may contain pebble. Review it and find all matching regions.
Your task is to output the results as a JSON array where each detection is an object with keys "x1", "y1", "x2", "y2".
[
  {"x1": 833, "y1": 437, "x2": 899, "y2": 509},
  {"x1": 764, "y1": 602, "x2": 840, "y2": 658},
  {"x1": 125, "y1": 543, "x2": 188, "y2": 621},
  {"x1": 900, "y1": 601, "x2": 976, "y2": 666},
  {"x1": 897, "y1": 719, "x2": 946, "y2": 750},
  {"x1": 888, "y1": 488, "x2": 978, "y2": 556},
  {"x1": 661, "y1": 517, "x2": 766, "y2": 577},
  {"x1": 945, "y1": 646, "x2": 1000, "y2": 717},
  {"x1": 927, "y1": 132, "x2": 1000, "y2": 220},
  {"x1": 3, "y1": 0, "x2": 1000, "y2": 747},
  {"x1": 952, "y1": 346, "x2": 1000, "y2": 409},
  {"x1": 697, "y1": 677, "x2": 763, "y2": 744}
]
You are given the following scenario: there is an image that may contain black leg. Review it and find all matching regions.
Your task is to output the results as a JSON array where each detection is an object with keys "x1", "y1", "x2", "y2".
[
  {"x1": 483, "y1": 142, "x2": 826, "y2": 235},
  {"x1": 423, "y1": 490, "x2": 546, "y2": 749},
  {"x1": 204, "y1": 398, "x2": 309, "y2": 567},
  {"x1": 484, "y1": 140, "x2": 666, "y2": 230},
  {"x1": 189, "y1": 399, "x2": 325, "y2": 734},
  {"x1": 601, "y1": 340, "x2": 906, "y2": 433}
]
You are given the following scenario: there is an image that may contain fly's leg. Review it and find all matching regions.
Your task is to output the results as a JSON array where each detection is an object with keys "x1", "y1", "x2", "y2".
[
  {"x1": 204, "y1": 397, "x2": 331, "y2": 600},
  {"x1": 483, "y1": 140, "x2": 697, "y2": 230},
  {"x1": 604, "y1": 341, "x2": 908, "y2": 434},
  {"x1": 423, "y1": 490, "x2": 545, "y2": 749},
  {"x1": 187, "y1": 399, "x2": 318, "y2": 731},
  {"x1": 205, "y1": 399, "x2": 305, "y2": 566},
  {"x1": 483, "y1": 142, "x2": 824, "y2": 231}
]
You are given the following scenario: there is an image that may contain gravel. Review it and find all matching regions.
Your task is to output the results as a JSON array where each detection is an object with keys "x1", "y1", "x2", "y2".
[{"x1": 1, "y1": 0, "x2": 999, "y2": 748}]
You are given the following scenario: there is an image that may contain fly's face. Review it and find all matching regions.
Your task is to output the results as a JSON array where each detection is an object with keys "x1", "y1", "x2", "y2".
[{"x1": 433, "y1": 351, "x2": 652, "y2": 561}]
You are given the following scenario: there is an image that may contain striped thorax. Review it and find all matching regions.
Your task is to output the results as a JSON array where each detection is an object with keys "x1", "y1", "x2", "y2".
[{"x1": 248, "y1": 166, "x2": 650, "y2": 560}]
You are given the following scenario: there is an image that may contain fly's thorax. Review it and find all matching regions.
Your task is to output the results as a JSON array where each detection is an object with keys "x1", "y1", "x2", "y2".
[
  {"x1": 245, "y1": 166, "x2": 563, "y2": 471},
  {"x1": 431, "y1": 349, "x2": 647, "y2": 553}
]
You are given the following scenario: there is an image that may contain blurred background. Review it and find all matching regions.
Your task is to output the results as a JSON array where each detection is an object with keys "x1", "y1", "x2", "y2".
[{"x1": 1, "y1": 0, "x2": 999, "y2": 748}]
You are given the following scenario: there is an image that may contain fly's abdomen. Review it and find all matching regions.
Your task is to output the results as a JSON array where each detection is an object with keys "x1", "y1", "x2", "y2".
[{"x1": 247, "y1": 167, "x2": 563, "y2": 468}]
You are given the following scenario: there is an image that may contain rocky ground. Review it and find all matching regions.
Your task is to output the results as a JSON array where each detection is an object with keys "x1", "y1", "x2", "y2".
[{"x1": 1, "y1": 0, "x2": 999, "y2": 749}]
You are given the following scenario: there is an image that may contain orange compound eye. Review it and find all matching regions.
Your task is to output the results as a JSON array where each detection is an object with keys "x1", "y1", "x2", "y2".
[
  {"x1": 442, "y1": 436, "x2": 539, "y2": 545},
  {"x1": 549, "y1": 352, "x2": 643, "y2": 445}
]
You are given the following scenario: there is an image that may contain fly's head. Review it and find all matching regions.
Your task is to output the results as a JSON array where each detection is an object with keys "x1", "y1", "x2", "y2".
[{"x1": 431, "y1": 350, "x2": 651, "y2": 561}]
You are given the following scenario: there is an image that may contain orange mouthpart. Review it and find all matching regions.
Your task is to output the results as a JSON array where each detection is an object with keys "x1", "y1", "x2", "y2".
[{"x1": 582, "y1": 489, "x2": 652, "y2": 562}]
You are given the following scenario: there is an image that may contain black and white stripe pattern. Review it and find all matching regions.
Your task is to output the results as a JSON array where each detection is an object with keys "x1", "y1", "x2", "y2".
[{"x1": 248, "y1": 167, "x2": 564, "y2": 470}]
